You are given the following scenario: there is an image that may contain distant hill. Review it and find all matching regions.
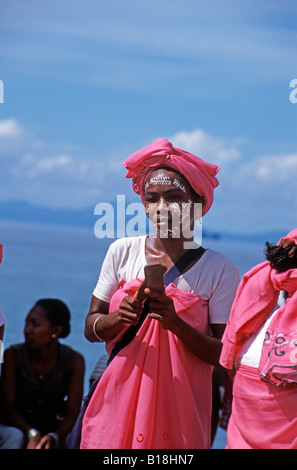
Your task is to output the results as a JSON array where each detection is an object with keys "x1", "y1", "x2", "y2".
[
  {"x1": 0, "y1": 201, "x2": 94, "y2": 228},
  {"x1": 0, "y1": 200, "x2": 286, "y2": 243}
]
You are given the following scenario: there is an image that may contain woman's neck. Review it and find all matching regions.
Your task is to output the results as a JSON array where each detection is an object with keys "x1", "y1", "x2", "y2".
[
  {"x1": 27, "y1": 341, "x2": 59, "y2": 363},
  {"x1": 146, "y1": 235, "x2": 194, "y2": 266}
]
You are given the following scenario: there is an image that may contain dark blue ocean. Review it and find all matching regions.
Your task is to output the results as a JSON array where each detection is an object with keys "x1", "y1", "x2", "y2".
[{"x1": 0, "y1": 219, "x2": 268, "y2": 448}]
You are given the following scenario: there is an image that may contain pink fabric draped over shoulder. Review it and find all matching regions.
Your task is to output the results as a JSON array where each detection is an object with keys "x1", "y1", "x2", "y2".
[
  {"x1": 123, "y1": 138, "x2": 220, "y2": 216},
  {"x1": 80, "y1": 279, "x2": 213, "y2": 449},
  {"x1": 220, "y1": 228, "x2": 297, "y2": 385}
]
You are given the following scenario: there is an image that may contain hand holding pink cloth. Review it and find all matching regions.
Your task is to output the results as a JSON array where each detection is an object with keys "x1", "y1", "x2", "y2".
[
  {"x1": 123, "y1": 138, "x2": 220, "y2": 216},
  {"x1": 81, "y1": 278, "x2": 213, "y2": 449},
  {"x1": 220, "y1": 229, "x2": 297, "y2": 385},
  {"x1": 105, "y1": 277, "x2": 201, "y2": 355}
]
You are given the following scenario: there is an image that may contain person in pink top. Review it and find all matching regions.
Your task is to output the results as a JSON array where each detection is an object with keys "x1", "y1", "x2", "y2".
[
  {"x1": 220, "y1": 228, "x2": 297, "y2": 449},
  {"x1": 81, "y1": 138, "x2": 239, "y2": 449}
]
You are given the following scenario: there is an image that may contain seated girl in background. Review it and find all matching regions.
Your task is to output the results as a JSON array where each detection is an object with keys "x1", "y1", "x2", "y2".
[{"x1": 0, "y1": 298, "x2": 85, "y2": 449}]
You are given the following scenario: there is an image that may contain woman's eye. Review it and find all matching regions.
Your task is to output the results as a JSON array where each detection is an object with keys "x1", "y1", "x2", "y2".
[
  {"x1": 145, "y1": 197, "x2": 157, "y2": 203},
  {"x1": 168, "y1": 194, "x2": 181, "y2": 201}
]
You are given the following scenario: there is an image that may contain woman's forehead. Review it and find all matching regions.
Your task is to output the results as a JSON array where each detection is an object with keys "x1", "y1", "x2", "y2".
[
  {"x1": 144, "y1": 168, "x2": 189, "y2": 190},
  {"x1": 26, "y1": 305, "x2": 48, "y2": 320}
]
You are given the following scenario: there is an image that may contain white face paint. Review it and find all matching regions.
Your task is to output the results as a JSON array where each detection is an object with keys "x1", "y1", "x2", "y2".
[
  {"x1": 145, "y1": 174, "x2": 188, "y2": 193},
  {"x1": 172, "y1": 178, "x2": 187, "y2": 194},
  {"x1": 145, "y1": 198, "x2": 193, "y2": 237},
  {"x1": 168, "y1": 200, "x2": 193, "y2": 236},
  {"x1": 144, "y1": 169, "x2": 196, "y2": 238},
  {"x1": 144, "y1": 173, "x2": 172, "y2": 191}
]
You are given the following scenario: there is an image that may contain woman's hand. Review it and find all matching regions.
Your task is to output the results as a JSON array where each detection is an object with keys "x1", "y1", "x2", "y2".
[
  {"x1": 26, "y1": 431, "x2": 42, "y2": 449},
  {"x1": 144, "y1": 287, "x2": 180, "y2": 331},
  {"x1": 116, "y1": 295, "x2": 143, "y2": 325},
  {"x1": 85, "y1": 295, "x2": 143, "y2": 343},
  {"x1": 144, "y1": 287, "x2": 224, "y2": 367},
  {"x1": 35, "y1": 434, "x2": 57, "y2": 449}
]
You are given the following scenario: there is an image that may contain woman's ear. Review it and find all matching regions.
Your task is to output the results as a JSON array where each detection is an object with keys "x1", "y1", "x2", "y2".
[{"x1": 52, "y1": 325, "x2": 63, "y2": 339}]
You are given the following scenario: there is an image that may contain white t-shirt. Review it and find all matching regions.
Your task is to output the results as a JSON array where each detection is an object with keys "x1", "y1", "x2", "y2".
[
  {"x1": 93, "y1": 236, "x2": 240, "y2": 325},
  {"x1": 238, "y1": 292, "x2": 286, "y2": 368}
]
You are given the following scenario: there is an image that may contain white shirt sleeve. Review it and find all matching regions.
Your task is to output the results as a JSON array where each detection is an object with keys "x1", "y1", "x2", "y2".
[
  {"x1": 208, "y1": 262, "x2": 240, "y2": 324},
  {"x1": 92, "y1": 241, "x2": 120, "y2": 303}
]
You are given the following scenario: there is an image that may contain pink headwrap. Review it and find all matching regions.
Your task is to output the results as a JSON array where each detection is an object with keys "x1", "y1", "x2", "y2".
[
  {"x1": 220, "y1": 228, "x2": 297, "y2": 385},
  {"x1": 123, "y1": 138, "x2": 220, "y2": 216}
]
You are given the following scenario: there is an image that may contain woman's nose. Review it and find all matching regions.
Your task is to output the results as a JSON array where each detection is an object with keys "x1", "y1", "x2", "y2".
[{"x1": 156, "y1": 197, "x2": 168, "y2": 210}]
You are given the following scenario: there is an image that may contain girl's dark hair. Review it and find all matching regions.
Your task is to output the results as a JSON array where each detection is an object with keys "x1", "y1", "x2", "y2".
[
  {"x1": 35, "y1": 298, "x2": 71, "y2": 338},
  {"x1": 264, "y1": 239, "x2": 297, "y2": 273}
]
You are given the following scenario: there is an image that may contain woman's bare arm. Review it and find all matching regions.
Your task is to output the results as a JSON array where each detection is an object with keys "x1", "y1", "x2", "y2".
[{"x1": 84, "y1": 295, "x2": 142, "y2": 343}]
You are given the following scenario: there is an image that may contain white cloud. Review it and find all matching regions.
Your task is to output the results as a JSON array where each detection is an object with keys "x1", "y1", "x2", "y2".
[
  {"x1": 0, "y1": 119, "x2": 112, "y2": 208},
  {"x1": 170, "y1": 129, "x2": 242, "y2": 166},
  {"x1": 254, "y1": 154, "x2": 297, "y2": 182},
  {"x1": 0, "y1": 118, "x2": 25, "y2": 138},
  {"x1": 0, "y1": 118, "x2": 296, "y2": 233}
]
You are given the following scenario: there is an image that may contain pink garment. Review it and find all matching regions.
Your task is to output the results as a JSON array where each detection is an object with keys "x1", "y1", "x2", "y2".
[
  {"x1": 0, "y1": 244, "x2": 3, "y2": 264},
  {"x1": 80, "y1": 279, "x2": 213, "y2": 449},
  {"x1": 226, "y1": 365, "x2": 297, "y2": 449},
  {"x1": 123, "y1": 138, "x2": 220, "y2": 216},
  {"x1": 220, "y1": 228, "x2": 297, "y2": 385}
]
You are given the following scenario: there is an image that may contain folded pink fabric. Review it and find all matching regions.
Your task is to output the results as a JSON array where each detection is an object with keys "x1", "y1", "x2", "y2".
[
  {"x1": 123, "y1": 138, "x2": 220, "y2": 216},
  {"x1": 220, "y1": 229, "x2": 297, "y2": 385}
]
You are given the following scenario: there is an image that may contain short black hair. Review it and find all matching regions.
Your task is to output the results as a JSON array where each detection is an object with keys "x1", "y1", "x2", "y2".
[{"x1": 35, "y1": 298, "x2": 71, "y2": 338}]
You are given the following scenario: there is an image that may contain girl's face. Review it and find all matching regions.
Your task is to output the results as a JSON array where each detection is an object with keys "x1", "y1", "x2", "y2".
[
  {"x1": 24, "y1": 305, "x2": 60, "y2": 349},
  {"x1": 143, "y1": 168, "x2": 201, "y2": 239}
]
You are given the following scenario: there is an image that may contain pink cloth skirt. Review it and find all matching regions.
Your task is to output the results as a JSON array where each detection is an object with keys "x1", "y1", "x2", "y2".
[{"x1": 227, "y1": 364, "x2": 297, "y2": 449}]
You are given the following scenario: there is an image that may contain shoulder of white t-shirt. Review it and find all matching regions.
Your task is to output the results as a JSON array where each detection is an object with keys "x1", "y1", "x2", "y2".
[
  {"x1": 202, "y1": 247, "x2": 239, "y2": 271},
  {"x1": 108, "y1": 235, "x2": 145, "y2": 251}
]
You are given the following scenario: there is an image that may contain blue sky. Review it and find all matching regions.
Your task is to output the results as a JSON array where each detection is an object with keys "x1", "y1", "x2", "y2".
[{"x1": 0, "y1": 0, "x2": 296, "y2": 234}]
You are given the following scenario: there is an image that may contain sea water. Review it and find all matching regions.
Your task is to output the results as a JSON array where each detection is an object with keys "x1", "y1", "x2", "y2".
[{"x1": 0, "y1": 219, "x2": 268, "y2": 448}]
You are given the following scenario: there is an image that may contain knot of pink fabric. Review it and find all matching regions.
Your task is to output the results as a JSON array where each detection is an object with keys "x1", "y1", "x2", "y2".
[
  {"x1": 271, "y1": 268, "x2": 297, "y2": 293},
  {"x1": 123, "y1": 138, "x2": 220, "y2": 216}
]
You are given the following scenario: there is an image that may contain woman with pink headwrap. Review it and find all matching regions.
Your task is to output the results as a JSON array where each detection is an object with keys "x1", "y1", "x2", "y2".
[
  {"x1": 81, "y1": 138, "x2": 239, "y2": 449},
  {"x1": 220, "y1": 229, "x2": 297, "y2": 448}
]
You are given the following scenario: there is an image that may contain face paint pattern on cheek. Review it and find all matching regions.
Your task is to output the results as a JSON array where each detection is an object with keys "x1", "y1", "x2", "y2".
[
  {"x1": 146, "y1": 199, "x2": 194, "y2": 237},
  {"x1": 170, "y1": 200, "x2": 193, "y2": 222}
]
